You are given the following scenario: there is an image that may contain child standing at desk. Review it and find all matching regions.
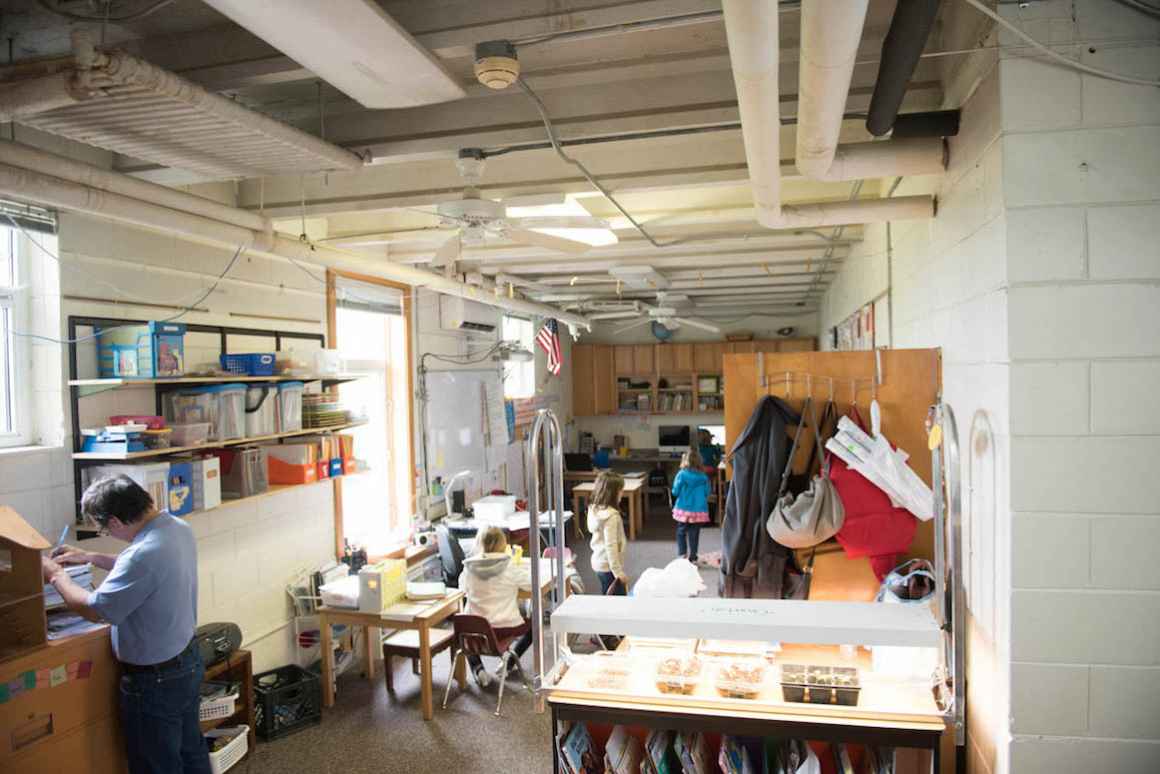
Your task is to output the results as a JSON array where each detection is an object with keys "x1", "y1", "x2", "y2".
[
  {"x1": 587, "y1": 470, "x2": 629, "y2": 595},
  {"x1": 460, "y1": 526, "x2": 533, "y2": 688},
  {"x1": 671, "y1": 447, "x2": 711, "y2": 563}
]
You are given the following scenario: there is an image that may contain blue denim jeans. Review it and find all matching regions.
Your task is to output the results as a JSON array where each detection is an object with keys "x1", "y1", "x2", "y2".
[
  {"x1": 676, "y1": 522, "x2": 702, "y2": 561},
  {"x1": 119, "y1": 645, "x2": 212, "y2": 774}
]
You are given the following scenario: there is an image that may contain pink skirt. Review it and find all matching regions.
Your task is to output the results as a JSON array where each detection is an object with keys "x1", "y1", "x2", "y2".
[{"x1": 672, "y1": 508, "x2": 710, "y2": 524}]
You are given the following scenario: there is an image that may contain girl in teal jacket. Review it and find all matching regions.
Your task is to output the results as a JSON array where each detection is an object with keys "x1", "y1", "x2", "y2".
[{"x1": 671, "y1": 447, "x2": 711, "y2": 562}]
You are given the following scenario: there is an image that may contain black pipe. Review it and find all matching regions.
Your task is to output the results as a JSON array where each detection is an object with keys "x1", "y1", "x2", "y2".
[
  {"x1": 866, "y1": 0, "x2": 943, "y2": 137},
  {"x1": 891, "y1": 109, "x2": 961, "y2": 138}
]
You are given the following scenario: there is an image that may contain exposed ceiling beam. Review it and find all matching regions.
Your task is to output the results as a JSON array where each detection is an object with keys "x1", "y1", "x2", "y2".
[
  {"x1": 538, "y1": 268, "x2": 836, "y2": 284},
  {"x1": 475, "y1": 249, "x2": 848, "y2": 276}
]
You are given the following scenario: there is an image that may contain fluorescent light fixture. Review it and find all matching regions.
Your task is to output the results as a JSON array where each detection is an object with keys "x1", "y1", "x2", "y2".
[
  {"x1": 505, "y1": 197, "x2": 619, "y2": 248},
  {"x1": 202, "y1": 0, "x2": 465, "y2": 108}
]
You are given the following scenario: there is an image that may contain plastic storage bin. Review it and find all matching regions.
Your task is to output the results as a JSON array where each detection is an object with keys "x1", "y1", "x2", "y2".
[
  {"x1": 205, "y1": 725, "x2": 248, "y2": 774},
  {"x1": 165, "y1": 390, "x2": 216, "y2": 429},
  {"x1": 97, "y1": 321, "x2": 185, "y2": 378},
  {"x1": 244, "y1": 386, "x2": 278, "y2": 438},
  {"x1": 253, "y1": 665, "x2": 322, "y2": 741},
  {"x1": 86, "y1": 462, "x2": 169, "y2": 513},
  {"x1": 170, "y1": 422, "x2": 211, "y2": 447},
  {"x1": 207, "y1": 384, "x2": 247, "y2": 441},
  {"x1": 220, "y1": 352, "x2": 275, "y2": 376},
  {"x1": 276, "y1": 381, "x2": 304, "y2": 433}
]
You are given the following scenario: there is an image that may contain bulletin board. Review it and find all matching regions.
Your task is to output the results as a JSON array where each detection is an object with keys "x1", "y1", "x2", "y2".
[{"x1": 422, "y1": 368, "x2": 511, "y2": 496}]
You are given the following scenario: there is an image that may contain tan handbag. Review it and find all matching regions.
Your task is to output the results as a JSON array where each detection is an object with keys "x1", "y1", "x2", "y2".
[{"x1": 766, "y1": 399, "x2": 845, "y2": 549}]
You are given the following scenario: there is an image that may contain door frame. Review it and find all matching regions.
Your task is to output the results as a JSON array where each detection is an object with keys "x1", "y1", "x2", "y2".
[{"x1": 326, "y1": 269, "x2": 416, "y2": 559}]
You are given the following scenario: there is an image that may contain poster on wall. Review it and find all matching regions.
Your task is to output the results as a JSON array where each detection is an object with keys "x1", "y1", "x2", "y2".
[{"x1": 834, "y1": 302, "x2": 875, "y2": 351}]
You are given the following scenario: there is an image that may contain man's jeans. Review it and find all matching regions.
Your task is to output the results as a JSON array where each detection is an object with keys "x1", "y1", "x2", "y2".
[{"x1": 119, "y1": 645, "x2": 213, "y2": 774}]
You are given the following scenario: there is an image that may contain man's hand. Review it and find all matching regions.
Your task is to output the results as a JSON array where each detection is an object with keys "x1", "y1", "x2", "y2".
[
  {"x1": 51, "y1": 544, "x2": 90, "y2": 565},
  {"x1": 42, "y1": 555, "x2": 64, "y2": 583}
]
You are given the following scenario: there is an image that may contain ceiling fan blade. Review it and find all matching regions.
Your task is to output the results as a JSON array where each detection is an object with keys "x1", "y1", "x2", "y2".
[
  {"x1": 432, "y1": 232, "x2": 461, "y2": 268},
  {"x1": 501, "y1": 227, "x2": 591, "y2": 254},
  {"x1": 503, "y1": 216, "x2": 610, "y2": 230},
  {"x1": 673, "y1": 316, "x2": 723, "y2": 334},
  {"x1": 587, "y1": 311, "x2": 641, "y2": 321},
  {"x1": 613, "y1": 318, "x2": 652, "y2": 334}
]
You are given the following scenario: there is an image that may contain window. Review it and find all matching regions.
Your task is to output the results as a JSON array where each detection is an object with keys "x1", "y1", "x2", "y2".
[
  {"x1": 0, "y1": 224, "x2": 26, "y2": 447},
  {"x1": 502, "y1": 315, "x2": 535, "y2": 399}
]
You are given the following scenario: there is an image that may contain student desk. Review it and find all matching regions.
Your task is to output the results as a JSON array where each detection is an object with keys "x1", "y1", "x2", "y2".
[
  {"x1": 570, "y1": 477, "x2": 646, "y2": 540},
  {"x1": 318, "y1": 590, "x2": 465, "y2": 720}
]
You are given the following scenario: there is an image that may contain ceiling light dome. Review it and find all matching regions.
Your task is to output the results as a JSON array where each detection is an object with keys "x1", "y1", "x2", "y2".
[{"x1": 474, "y1": 40, "x2": 520, "y2": 90}]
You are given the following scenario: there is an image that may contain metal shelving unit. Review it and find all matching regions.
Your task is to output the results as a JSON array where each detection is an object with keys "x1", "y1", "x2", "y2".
[{"x1": 65, "y1": 315, "x2": 360, "y2": 524}]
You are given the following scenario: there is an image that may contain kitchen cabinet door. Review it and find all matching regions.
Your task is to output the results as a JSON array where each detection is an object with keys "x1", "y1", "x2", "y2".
[
  {"x1": 693, "y1": 342, "x2": 719, "y2": 372},
  {"x1": 572, "y1": 344, "x2": 595, "y2": 416},
  {"x1": 633, "y1": 344, "x2": 655, "y2": 374},
  {"x1": 655, "y1": 344, "x2": 675, "y2": 373},
  {"x1": 593, "y1": 345, "x2": 617, "y2": 415},
  {"x1": 614, "y1": 345, "x2": 634, "y2": 375},
  {"x1": 673, "y1": 343, "x2": 694, "y2": 372}
]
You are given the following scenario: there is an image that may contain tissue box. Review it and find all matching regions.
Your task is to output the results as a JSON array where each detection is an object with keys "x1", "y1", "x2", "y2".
[{"x1": 358, "y1": 560, "x2": 406, "y2": 613}]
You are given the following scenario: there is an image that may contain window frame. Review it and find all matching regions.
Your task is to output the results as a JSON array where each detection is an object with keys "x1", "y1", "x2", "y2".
[
  {"x1": 0, "y1": 224, "x2": 30, "y2": 448},
  {"x1": 502, "y1": 314, "x2": 536, "y2": 400}
]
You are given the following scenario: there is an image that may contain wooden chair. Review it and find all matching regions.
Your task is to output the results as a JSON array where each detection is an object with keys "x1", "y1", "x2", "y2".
[
  {"x1": 441, "y1": 614, "x2": 531, "y2": 716},
  {"x1": 380, "y1": 628, "x2": 456, "y2": 694}
]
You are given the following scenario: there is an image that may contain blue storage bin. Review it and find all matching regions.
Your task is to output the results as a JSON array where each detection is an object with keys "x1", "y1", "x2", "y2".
[
  {"x1": 220, "y1": 353, "x2": 276, "y2": 376},
  {"x1": 97, "y1": 322, "x2": 186, "y2": 378}
]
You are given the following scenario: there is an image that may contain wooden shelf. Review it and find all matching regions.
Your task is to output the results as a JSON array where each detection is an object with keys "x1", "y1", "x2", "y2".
[{"x1": 73, "y1": 421, "x2": 368, "y2": 460}]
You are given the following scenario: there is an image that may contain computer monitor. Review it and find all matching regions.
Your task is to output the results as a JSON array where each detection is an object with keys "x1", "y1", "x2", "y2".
[
  {"x1": 698, "y1": 425, "x2": 726, "y2": 446},
  {"x1": 658, "y1": 425, "x2": 691, "y2": 453}
]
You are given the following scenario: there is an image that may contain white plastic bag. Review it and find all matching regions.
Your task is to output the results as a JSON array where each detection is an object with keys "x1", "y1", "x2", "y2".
[{"x1": 632, "y1": 558, "x2": 706, "y2": 598}]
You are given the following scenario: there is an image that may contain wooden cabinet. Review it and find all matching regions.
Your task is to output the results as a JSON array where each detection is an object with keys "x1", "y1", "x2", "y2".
[
  {"x1": 633, "y1": 344, "x2": 655, "y2": 374},
  {"x1": 593, "y1": 345, "x2": 616, "y2": 415},
  {"x1": 754, "y1": 339, "x2": 782, "y2": 353},
  {"x1": 778, "y1": 337, "x2": 816, "y2": 352},
  {"x1": 655, "y1": 343, "x2": 692, "y2": 373},
  {"x1": 614, "y1": 345, "x2": 634, "y2": 375},
  {"x1": 730, "y1": 341, "x2": 756, "y2": 354},
  {"x1": 693, "y1": 342, "x2": 723, "y2": 372}
]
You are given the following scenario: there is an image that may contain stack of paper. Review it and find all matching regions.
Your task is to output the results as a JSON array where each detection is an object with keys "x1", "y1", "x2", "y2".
[
  {"x1": 44, "y1": 564, "x2": 93, "y2": 609},
  {"x1": 405, "y1": 581, "x2": 447, "y2": 601}
]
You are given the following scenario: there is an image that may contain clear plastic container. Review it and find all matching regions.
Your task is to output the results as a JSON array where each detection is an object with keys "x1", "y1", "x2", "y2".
[
  {"x1": 277, "y1": 381, "x2": 304, "y2": 433},
  {"x1": 165, "y1": 390, "x2": 216, "y2": 429},
  {"x1": 655, "y1": 654, "x2": 702, "y2": 695},
  {"x1": 244, "y1": 385, "x2": 278, "y2": 437},
  {"x1": 207, "y1": 384, "x2": 247, "y2": 441},
  {"x1": 584, "y1": 652, "x2": 634, "y2": 691},
  {"x1": 170, "y1": 423, "x2": 211, "y2": 447},
  {"x1": 715, "y1": 659, "x2": 766, "y2": 700}
]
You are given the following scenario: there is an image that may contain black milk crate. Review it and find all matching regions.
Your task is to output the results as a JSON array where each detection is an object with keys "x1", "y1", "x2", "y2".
[{"x1": 253, "y1": 664, "x2": 321, "y2": 741}]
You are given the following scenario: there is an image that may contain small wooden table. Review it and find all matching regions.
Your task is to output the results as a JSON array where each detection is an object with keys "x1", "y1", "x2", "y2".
[
  {"x1": 571, "y1": 477, "x2": 646, "y2": 540},
  {"x1": 318, "y1": 590, "x2": 465, "y2": 720}
]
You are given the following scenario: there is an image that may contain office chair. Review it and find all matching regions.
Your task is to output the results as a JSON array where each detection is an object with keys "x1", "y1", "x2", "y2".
[{"x1": 435, "y1": 524, "x2": 465, "y2": 588}]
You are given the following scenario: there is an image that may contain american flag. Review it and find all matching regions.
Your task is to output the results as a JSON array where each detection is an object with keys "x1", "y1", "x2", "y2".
[{"x1": 536, "y1": 318, "x2": 563, "y2": 376}]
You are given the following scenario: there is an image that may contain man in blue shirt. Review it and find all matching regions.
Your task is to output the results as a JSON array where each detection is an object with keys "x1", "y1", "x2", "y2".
[{"x1": 42, "y1": 475, "x2": 210, "y2": 774}]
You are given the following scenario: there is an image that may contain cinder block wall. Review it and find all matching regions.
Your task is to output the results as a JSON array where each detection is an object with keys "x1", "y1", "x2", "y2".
[{"x1": 818, "y1": 2, "x2": 1160, "y2": 772}]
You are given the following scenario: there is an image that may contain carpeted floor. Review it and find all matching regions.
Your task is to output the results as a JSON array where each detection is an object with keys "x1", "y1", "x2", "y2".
[{"x1": 242, "y1": 511, "x2": 722, "y2": 774}]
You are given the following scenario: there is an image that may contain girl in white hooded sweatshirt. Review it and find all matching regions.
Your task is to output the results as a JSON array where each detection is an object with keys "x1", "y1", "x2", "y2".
[
  {"x1": 459, "y1": 526, "x2": 533, "y2": 688},
  {"x1": 587, "y1": 471, "x2": 629, "y2": 595}
]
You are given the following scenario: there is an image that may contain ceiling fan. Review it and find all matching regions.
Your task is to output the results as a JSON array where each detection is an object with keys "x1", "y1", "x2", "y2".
[
  {"x1": 585, "y1": 294, "x2": 722, "y2": 334},
  {"x1": 427, "y1": 149, "x2": 612, "y2": 273}
]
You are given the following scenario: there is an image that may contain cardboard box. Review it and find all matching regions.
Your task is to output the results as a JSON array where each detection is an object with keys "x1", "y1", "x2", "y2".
[
  {"x1": 0, "y1": 507, "x2": 49, "y2": 662},
  {"x1": 192, "y1": 456, "x2": 221, "y2": 511}
]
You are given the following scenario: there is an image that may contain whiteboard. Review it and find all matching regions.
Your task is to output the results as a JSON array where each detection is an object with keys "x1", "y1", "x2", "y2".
[{"x1": 423, "y1": 369, "x2": 510, "y2": 497}]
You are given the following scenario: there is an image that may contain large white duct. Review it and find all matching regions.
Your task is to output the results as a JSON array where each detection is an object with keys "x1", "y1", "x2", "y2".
[
  {"x1": 796, "y1": 0, "x2": 872, "y2": 179},
  {"x1": 0, "y1": 161, "x2": 593, "y2": 328},
  {"x1": 721, "y1": 0, "x2": 938, "y2": 227}
]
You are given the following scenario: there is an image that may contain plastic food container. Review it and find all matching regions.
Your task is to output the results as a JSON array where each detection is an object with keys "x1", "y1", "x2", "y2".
[
  {"x1": 585, "y1": 652, "x2": 633, "y2": 691},
  {"x1": 170, "y1": 422, "x2": 211, "y2": 447},
  {"x1": 245, "y1": 385, "x2": 278, "y2": 437},
  {"x1": 715, "y1": 659, "x2": 766, "y2": 700},
  {"x1": 779, "y1": 664, "x2": 861, "y2": 706},
  {"x1": 206, "y1": 384, "x2": 247, "y2": 441},
  {"x1": 655, "y1": 654, "x2": 702, "y2": 695},
  {"x1": 276, "y1": 381, "x2": 304, "y2": 433}
]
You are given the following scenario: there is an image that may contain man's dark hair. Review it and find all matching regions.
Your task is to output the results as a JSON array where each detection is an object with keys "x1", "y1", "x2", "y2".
[{"x1": 81, "y1": 475, "x2": 154, "y2": 526}]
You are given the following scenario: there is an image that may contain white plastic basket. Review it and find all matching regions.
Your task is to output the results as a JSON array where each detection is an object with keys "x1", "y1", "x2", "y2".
[
  {"x1": 206, "y1": 725, "x2": 249, "y2": 774},
  {"x1": 199, "y1": 692, "x2": 239, "y2": 722}
]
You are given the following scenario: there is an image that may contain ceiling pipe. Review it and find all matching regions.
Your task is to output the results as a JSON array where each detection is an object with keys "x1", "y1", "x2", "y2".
[
  {"x1": 0, "y1": 162, "x2": 592, "y2": 328},
  {"x1": 721, "y1": 0, "x2": 936, "y2": 229},
  {"x1": 866, "y1": 0, "x2": 944, "y2": 137}
]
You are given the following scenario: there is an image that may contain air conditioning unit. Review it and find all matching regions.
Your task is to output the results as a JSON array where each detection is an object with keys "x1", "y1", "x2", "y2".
[{"x1": 440, "y1": 295, "x2": 498, "y2": 334}]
